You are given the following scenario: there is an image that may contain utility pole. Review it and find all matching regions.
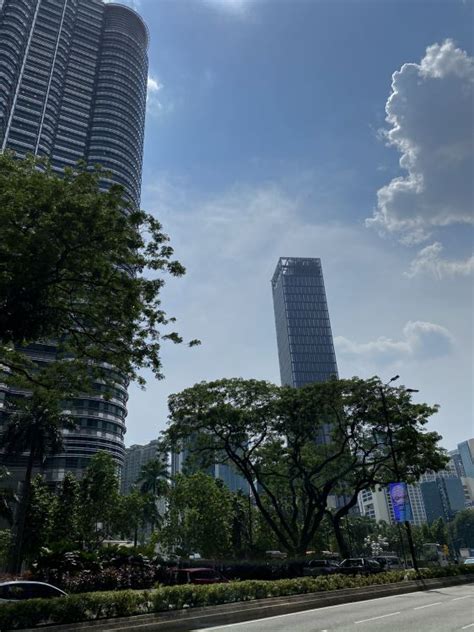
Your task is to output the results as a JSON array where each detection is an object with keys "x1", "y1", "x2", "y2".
[{"x1": 379, "y1": 379, "x2": 420, "y2": 574}]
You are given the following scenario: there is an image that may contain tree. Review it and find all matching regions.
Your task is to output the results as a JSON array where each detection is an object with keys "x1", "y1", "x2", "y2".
[
  {"x1": 137, "y1": 458, "x2": 169, "y2": 496},
  {"x1": 115, "y1": 490, "x2": 148, "y2": 547},
  {"x1": 430, "y1": 517, "x2": 449, "y2": 546},
  {"x1": 0, "y1": 467, "x2": 17, "y2": 526},
  {"x1": 78, "y1": 452, "x2": 120, "y2": 549},
  {"x1": 22, "y1": 475, "x2": 55, "y2": 563},
  {"x1": 0, "y1": 152, "x2": 199, "y2": 394},
  {"x1": 450, "y1": 509, "x2": 474, "y2": 549},
  {"x1": 165, "y1": 377, "x2": 444, "y2": 556},
  {"x1": 135, "y1": 457, "x2": 169, "y2": 534},
  {"x1": 161, "y1": 472, "x2": 233, "y2": 559},
  {"x1": 0, "y1": 390, "x2": 74, "y2": 572},
  {"x1": 51, "y1": 473, "x2": 81, "y2": 546}
]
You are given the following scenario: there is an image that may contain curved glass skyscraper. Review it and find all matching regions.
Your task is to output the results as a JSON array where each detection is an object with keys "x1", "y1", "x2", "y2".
[{"x1": 0, "y1": 0, "x2": 148, "y2": 480}]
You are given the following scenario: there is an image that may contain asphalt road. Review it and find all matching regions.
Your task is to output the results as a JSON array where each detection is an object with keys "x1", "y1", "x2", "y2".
[{"x1": 195, "y1": 584, "x2": 474, "y2": 632}]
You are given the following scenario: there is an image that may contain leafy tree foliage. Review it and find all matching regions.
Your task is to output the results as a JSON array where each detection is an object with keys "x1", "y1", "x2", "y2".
[
  {"x1": 165, "y1": 377, "x2": 445, "y2": 555},
  {"x1": 78, "y1": 452, "x2": 120, "y2": 549},
  {"x1": 23, "y1": 475, "x2": 55, "y2": 562},
  {"x1": 0, "y1": 152, "x2": 198, "y2": 393},
  {"x1": 161, "y1": 472, "x2": 233, "y2": 558},
  {"x1": 1, "y1": 391, "x2": 74, "y2": 572},
  {"x1": 51, "y1": 473, "x2": 81, "y2": 545},
  {"x1": 450, "y1": 510, "x2": 474, "y2": 549}
]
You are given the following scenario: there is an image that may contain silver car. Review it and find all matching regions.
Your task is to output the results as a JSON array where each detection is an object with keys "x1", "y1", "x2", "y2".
[{"x1": 0, "y1": 581, "x2": 67, "y2": 602}]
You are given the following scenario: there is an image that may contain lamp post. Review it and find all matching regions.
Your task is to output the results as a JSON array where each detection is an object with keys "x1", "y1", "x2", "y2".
[{"x1": 379, "y1": 376, "x2": 420, "y2": 573}]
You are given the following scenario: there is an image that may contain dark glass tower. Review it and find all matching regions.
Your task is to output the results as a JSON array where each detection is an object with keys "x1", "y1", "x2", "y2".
[
  {"x1": 0, "y1": 0, "x2": 148, "y2": 481},
  {"x1": 272, "y1": 257, "x2": 338, "y2": 387}
]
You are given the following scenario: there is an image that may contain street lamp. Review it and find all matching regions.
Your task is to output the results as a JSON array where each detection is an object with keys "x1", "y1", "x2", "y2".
[{"x1": 379, "y1": 379, "x2": 420, "y2": 574}]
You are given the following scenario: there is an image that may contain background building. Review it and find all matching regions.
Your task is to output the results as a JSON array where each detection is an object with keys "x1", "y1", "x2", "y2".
[
  {"x1": 171, "y1": 442, "x2": 248, "y2": 494},
  {"x1": 0, "y1": 0, "x2": 148, "y2": 482},
  {"x1": 358, "y1": 484, "x2": 427, "y2": 526},
  {"x1": 271, "y1": 257, "x2": 338, "y2": 388},
  {"x1": 121, "y1": 440, "x2": 166, "y2": 494}
]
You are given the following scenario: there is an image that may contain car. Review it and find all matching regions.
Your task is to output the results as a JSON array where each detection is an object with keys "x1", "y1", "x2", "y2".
[
  {"x1": 168, "y1": 567, "x2": 229, "y2": 585},
  {"x1": 336, "y1": 558, "x2": 383, "y2": 576},
  {"x1": 463, "y1": 558, "x2": 474, "y2": 565},
  {"x1": 0, "y1": 581, "x2": 67, "y2": 602},
  {"x1": 373, "y1": 556, "x2": 404, "y2": 570},
  {"x1": 302, "y1": 559, "x2": 340, "y2": 577}
]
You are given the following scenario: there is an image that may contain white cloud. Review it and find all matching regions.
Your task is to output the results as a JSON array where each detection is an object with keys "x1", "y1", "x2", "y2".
[
  {"x1": 405, "y1": 242, "x2": 474, "y2": 279},
  {"x1": 335, "y1": 320, "x2": 455, "y2": 364},
  {"x1": 201, "y1": 0, "x2": 253, "y2": 16},
  {"x1": 104, "y1": 0, "x2": 141, "y2": 9},
  {"x1": 366, "y1": 40, "x2": 474, "y2": 244},
  {"x1": 147, "y1": 74, "x2": 164, "y2": 116}
]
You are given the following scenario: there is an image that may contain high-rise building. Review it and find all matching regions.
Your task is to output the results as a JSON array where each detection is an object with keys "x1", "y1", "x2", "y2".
[
  {"x1": 457, "y1": 439, "x2": 474, "y2": 479},
  {"x1": 271, "y1": 257, "x2": 338, "y2": 388},
  {"x1": 171, "y1": 444, "x2": 249, "y2": 495},
  {"x1": 121, "y1": 440, "x2": 166, "y2": 495},
  {"x1": 0, "y1": 0, "x2": 148, "y2": 481}
]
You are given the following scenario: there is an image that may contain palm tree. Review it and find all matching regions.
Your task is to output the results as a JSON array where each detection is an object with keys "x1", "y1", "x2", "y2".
[
  {"x1": 136, "y1": 458, "x2": 169, "y2": 533},
  {"x1": 137, "y1": 458, "x2": 169, "y2": 497},
  {"x1": 0, "y1": 391, "x2": 75, "y2": 573}
]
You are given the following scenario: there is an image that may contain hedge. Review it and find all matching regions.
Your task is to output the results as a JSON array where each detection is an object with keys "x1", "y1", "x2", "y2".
[{"x1": 1, "y1": 565, "x2": 472, "y2": 630}]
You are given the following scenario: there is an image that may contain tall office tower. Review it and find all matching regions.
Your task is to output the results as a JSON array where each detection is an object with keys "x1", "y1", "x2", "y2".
[
  {"x1": 0, "y1": 0, "x2": 148, "y2": 481},
  {"x1": 121, "y1": 440, "x2": 166, "y2": 495},
  {"x1": 271, "y1": 257, "x2": 338, "y2": 387}
]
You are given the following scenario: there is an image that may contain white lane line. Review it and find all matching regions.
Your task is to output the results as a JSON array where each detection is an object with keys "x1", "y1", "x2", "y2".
[
  {"x1": 461, "y1": 625, "x2": 474, "y2": 630},
  {"x1": 453, "y1": 596, "x2": 472, "y2": 601},
  {"x1": 197, "y1": 595, "x2": 402, "y2": 630},
  {"x1": 413, "y1": 601, "x2": 443, "y2": 610},
  {"x1": 355, "y1": 611, "x2": 401, "y2": 624},
  {"x1": 198, "y1": 586, "x2": 472, "y2": 631}
]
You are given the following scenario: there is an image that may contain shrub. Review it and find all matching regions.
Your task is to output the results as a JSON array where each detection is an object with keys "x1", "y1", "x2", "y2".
[{"x1": 0, "y1": 565, "x2": 472, "y2": 630}]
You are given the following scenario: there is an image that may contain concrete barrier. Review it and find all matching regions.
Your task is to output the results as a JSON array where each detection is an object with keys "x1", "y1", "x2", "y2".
[{"x1": 18, "y1": 575, "x2": 474, "y2": 632}]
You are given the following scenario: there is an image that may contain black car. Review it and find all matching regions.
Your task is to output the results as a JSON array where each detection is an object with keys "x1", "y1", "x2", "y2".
[
  {"x1": 303, "y1": 559, "x2": 340, "y2": 577},
  {"x1": 336, "y1": 558, "x2": 383, "y2": 576}
]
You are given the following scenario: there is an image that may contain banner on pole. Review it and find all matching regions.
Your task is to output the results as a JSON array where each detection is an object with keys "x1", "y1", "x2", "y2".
[{"x1": 389, "y1": 482, "x2": 413, "y2": 522}]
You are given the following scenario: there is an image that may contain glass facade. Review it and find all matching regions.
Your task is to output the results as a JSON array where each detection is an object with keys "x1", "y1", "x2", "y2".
[
  {"x1": 272, "y1": 257, "x2": 338, "y2": 387},
  {"x1": 0, "y1": 0, "x2": 148, "y2": 482}
]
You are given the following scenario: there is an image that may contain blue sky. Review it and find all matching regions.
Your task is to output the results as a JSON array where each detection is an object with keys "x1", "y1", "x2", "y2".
[{"x1": 119, "y1": 0, "x2": 473, "y2": 451}]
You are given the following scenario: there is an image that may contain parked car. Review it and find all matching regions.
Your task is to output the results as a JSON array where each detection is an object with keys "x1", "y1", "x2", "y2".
[
  {"x1": 373, "y1": 556, "x2": 404, "y2": 570},
  {"x1": 303, "y1": 559, "x2": 340, "y2": 577},
  {"x1": 463, "y1": 558, "x2": 474, "y2": 565},
  {"x1": 336, "y1": 558, "x2": 383, "y2": 576},
  {"x1": 168, "y1": 567, "x2": 229, "y2": 585},
  {"x1": 0, "y1": 581, "x2": 67, "y2": 602}
]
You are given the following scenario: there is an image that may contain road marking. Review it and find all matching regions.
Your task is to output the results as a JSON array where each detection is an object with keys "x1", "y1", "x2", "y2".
[
  {"x1": 461, "y1": 625, "x2": 474, "y2": 630},
  {"x1": 413, "y1": 601, "x2": 443, "y2": 610},
  {"x1": 453, "y1": 596, "x2": 472, "y2": 601},
  {"x1": 197, "y1": 586, "x2": 472, "y2": 631},
  {"x1": 355, "y1": 611, "x2": 401, "y2": 624}
]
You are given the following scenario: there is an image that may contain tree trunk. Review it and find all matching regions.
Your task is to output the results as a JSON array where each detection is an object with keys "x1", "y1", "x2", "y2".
[
  {"x1": 8, "y1": 437, "x2": 37, "y2": 574},
  {"x1": 332, "y1": 516, "x2": 350, "y2": 559}
]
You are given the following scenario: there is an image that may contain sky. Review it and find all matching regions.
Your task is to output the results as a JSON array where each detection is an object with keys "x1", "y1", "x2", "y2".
[{"x1": 118, "y1": 0, "x2": 473, "y2": 451}]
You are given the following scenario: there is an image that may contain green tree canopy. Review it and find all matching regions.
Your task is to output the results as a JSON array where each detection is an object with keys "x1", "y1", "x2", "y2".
[
  {"x1": 79, "y1": 451, "x2": 120, "y2": 549},
  {"x1": 0, "y1": 152, "x2": 198, "y2": 392},
  {"x1": 450, "y1": 509, "x2": 474, "y2": 549},
  {"x1": 161, "y1": 472, "x2": 233, "y2": 559},
  {"x1": 165, "y1": 376, "x2": 445, "y2": 556}
]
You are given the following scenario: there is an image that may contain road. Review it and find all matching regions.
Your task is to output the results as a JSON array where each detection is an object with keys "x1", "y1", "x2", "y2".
[{"x1": 195, "y1": 584, "x2": 474, "y2": 632}]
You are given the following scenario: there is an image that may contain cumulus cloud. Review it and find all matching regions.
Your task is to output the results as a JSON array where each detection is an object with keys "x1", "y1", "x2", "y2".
[
  {"x1": 146, "y1": 74, "x2": 164, "y2": 116},
  {"x1": 405, "y1": 242, "x2": 474, "y2": 279},
  {"x1": 367, "y1": 40, "x2": 474, "y2": 244},
  {"x1": 335, "y1": 321, "x2": 455, "y2": 363}
]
